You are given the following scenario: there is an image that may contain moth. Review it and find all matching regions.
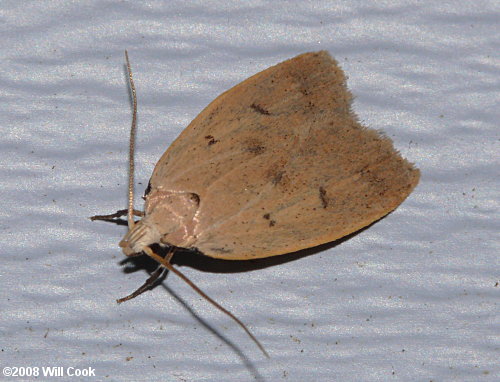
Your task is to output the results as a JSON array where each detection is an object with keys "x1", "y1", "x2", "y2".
[{"x1": 92, "y1": 51, "x2": 420, "y2": 356}]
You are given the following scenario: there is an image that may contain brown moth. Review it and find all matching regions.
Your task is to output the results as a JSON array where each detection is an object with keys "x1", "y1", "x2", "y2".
[
  {"x1": 92, "y1": 51, "x2": 419, "y2": 356},
  {"x1": 121, "y1": 51, "x2": 419, "y2": 259}
]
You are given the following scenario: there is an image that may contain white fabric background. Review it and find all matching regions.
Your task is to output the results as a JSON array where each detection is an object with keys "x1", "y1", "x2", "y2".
[{"x1": 1, "y1": 1, "x2": 498, "y2": 381}]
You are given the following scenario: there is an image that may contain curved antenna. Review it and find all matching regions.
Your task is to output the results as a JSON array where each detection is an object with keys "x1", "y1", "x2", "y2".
[
  {"x1": 124, "y1": 50, "x2": 137, "y2": 230},
  {"x1": 144, "y1": 246, "x2": 270, "y2": 358}
]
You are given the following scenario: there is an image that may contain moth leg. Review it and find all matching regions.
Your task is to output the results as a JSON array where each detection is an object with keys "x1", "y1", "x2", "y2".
[
  {"x1": 90, "y1": 209, "x2": 144, "y2": 221},
  {"x1": 116, "y1": 266, "x2": 166, "y2": 303},
  {"x1": 116, "y1": 249, "x2": 174, "y2": 303}
]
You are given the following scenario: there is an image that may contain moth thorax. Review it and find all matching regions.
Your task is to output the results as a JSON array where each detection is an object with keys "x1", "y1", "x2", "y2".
[{"x1": 119, "y1": 219, "x2": 162, "y2": 256}]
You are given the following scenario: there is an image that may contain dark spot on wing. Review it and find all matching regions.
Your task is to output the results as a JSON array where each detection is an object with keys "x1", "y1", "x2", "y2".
[
  {"x1": 247, "y1": 144, "x2": 265, "y2": 154},
  {"x1": 319, "y1": 186, "x2": 328, "y2": 208},
  {"x1": 245, "y1": 138, "x2": 266, "y2": 155},
  {"x1": 263, "y1": 213, "x2": 275, "y2": 226},
  {"x1": 204, "y1": 135, "x2": 219, "y2": 146},
  {"x1": 250, "y1": 103, "x2": 270, "y2": 115},
  {"x1": 266, "y1": 160, "x2": 289, "y2": 189},
  {"x1": 272, "y1": 171, "x2": 284, "y2": 185}
]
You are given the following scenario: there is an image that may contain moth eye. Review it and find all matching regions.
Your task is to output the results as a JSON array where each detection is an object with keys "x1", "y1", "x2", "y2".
[{"x1": 143, "y1": 180, "x2": 152, "y2": 199}]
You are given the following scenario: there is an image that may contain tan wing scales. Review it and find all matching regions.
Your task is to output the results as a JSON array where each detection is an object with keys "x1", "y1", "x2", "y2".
[{"x1": 147, "y1": 51, "x2": 419, "y2": 259}]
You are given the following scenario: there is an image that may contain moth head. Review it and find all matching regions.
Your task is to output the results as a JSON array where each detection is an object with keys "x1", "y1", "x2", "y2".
[{"x1": 119, "y1": 219, "x2": 162, "y2": 256}]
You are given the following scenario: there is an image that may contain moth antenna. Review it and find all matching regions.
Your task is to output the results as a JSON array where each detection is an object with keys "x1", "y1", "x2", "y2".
[
  {"x1": 124, "y1": 50, "x2": 137, "y2": 230},
  {"x1": 121, "y1": 56, "x2": 268, "y2": 356},
  {"x1": 143, "y1": 246, "x2": 270, "y2": 358}
]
